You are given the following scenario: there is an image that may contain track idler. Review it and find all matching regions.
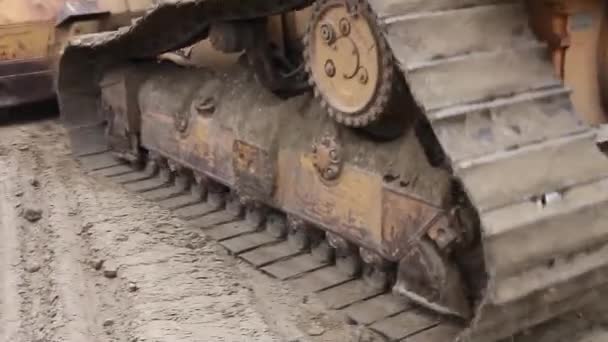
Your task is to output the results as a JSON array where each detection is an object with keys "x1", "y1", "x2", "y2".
[{"x1": 304, "y1": 0, "x2": 408, "y2": 138}]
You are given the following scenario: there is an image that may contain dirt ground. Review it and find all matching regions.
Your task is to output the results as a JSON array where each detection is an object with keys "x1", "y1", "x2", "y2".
[
  {"x1": 2, "y1": 112, "x2": 608, "y2": 342},
  {"x1": 0, "y1": 112, "x2": 355, "y2": 342}
]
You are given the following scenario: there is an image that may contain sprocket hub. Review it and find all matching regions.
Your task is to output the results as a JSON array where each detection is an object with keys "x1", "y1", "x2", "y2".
[{"x1": 305, "y1": 0, "x2": 394, "y2": 127}]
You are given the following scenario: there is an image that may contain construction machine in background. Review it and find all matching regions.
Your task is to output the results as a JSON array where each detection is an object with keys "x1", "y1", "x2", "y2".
[
  {"x1": 57, "y1": 0, "x2": 608, "y2": 341},
  {"x1": 0, "y1": 0, "x2": 155, "y2": 109}
]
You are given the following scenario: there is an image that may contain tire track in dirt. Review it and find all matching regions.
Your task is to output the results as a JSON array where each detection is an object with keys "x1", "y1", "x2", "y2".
[{"x1": 1, "y1": 126, "x2": 108, "y2": 342}]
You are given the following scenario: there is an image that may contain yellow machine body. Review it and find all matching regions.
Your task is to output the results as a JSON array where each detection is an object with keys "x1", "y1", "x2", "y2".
[
  {"x1": 55, "y1": 1, "x2": 608, "y2": 341},
  {"x1": 0, "y1": 0, "x2": 153, "y2": 108}
]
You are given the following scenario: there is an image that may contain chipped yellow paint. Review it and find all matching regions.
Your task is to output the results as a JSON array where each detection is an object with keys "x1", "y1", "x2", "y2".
[
  {"x1": 0, "y1": 22, "x2": 51, "y2": 60},
  {"x1": 278, "y1": 150, "x2": 383, "y2": 244}
]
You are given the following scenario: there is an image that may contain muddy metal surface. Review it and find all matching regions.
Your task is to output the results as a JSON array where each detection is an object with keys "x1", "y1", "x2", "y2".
[{"x1": 2, "y1": 116, "x2": 608, "y2": 342}]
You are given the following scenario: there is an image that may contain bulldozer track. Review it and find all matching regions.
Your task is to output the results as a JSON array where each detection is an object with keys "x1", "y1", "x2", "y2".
[
  {"x1": 78, "y1": 151, "x2": 462, "y2": 342},
  {"x1": 58, "y1": 0, "x2": 608, "y2": 341},
  {"x1": 369, "y1": 0, "x2": 608, "y2": 340}
]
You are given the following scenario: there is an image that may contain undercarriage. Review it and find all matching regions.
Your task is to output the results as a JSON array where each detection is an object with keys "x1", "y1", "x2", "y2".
[{"x1": 57, "y1": 1, "x2": 608, "y2": 340}]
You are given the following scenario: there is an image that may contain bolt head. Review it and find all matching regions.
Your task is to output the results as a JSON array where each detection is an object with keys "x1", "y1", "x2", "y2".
[
  {"x1": 329, "y1": 149, "x2": 338, "y2": 161},
  {"x1": 324, "y1": 60, "x2": 336, "y2": 78},
  {"x1": 320, "y1": 23, "x2": 335, "y2": 44},
  {"x1": 339, "y1": 18, "x2": 351, "y2": 36}
]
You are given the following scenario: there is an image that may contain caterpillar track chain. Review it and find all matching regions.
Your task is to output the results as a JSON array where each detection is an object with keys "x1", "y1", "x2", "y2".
[
  {"x1": 57, "y1": 0, "x2": 608, "y2": 341},
  {"x1": 366, "y1": 0, "x2": 608, "y2": 340},
  {"x1": 79, "y1": 149, "x2": 465, "y2": 342}
]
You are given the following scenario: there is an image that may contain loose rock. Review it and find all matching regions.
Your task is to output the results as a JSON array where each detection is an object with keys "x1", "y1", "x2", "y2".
[
  {"x1": 128, "y1": 282, "x2": 138, "y2": 292},
  {"x1": 23, "y1": 208, "x2": 43, "y2": 222},
  {"x1": 79, "y1": 222, "x2": 93, "y2": 236},
  {"x1": 92, "y1": 259, "x2": 104, "y2": 271},
  {"x1": 103, "y1": 262, "x2": 118, "y2": 278},
  {"x1": 26, "y1": 263, "x2": 41, "y2": 273},
  {"x1": 103, "y1": 319, "x2": 114, "y2": 327},
  {"x1": 115, "y1": 234, "x2": 129, "y2": 242},
  {"x1": 29, "y1": 178, "x2": 40, "y2": 187},
  {"x1": 306, "y1": 325, "x2": 326, "y2": 337}
]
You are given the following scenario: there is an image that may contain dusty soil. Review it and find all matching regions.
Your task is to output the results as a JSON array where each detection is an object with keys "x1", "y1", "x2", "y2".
[
  {"x1": 0, "y1": 116, "x2": 352, "y2": 342},
  {"x1": 1, "y1": 115, "x2": 608, "y2": 342}
]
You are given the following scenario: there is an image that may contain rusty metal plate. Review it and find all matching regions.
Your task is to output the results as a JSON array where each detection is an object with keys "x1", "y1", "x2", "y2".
[
  {"x1": 0, "y1": 23, "x2": 51, "y2": 61},
  {"x1": 280, "y1": 154, "x2": 383, "y2": 255},
  {"x1": 233, "y1": 140, "x2": 275, "y2": 201},
  {"x1": 381, "y1": 187, "x2": 441, "y2": 260}
]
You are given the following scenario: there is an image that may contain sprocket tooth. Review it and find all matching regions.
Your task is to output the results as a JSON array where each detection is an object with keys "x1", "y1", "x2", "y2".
[{"x1": 305, "y1": 0, "x2": 397, "y2": 128}]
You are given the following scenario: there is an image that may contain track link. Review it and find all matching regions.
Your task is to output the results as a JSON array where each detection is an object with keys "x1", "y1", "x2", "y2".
[{"x1": 79, "y1": 152, "x2": 462, "y2": 342}]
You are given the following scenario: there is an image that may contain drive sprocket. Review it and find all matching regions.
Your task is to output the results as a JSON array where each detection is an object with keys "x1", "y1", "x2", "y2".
[{"x1": 304, "y1": 0, "x2": 395, "y2": 127}]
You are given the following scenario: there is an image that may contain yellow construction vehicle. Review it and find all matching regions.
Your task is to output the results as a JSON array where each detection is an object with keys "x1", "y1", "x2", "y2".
[
  {"x1": 0, "y1": 0, "x2": 154, "y2": 109},
  {"x1": 57, "y1": 0, "x2": 608, "y2": 340}
]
